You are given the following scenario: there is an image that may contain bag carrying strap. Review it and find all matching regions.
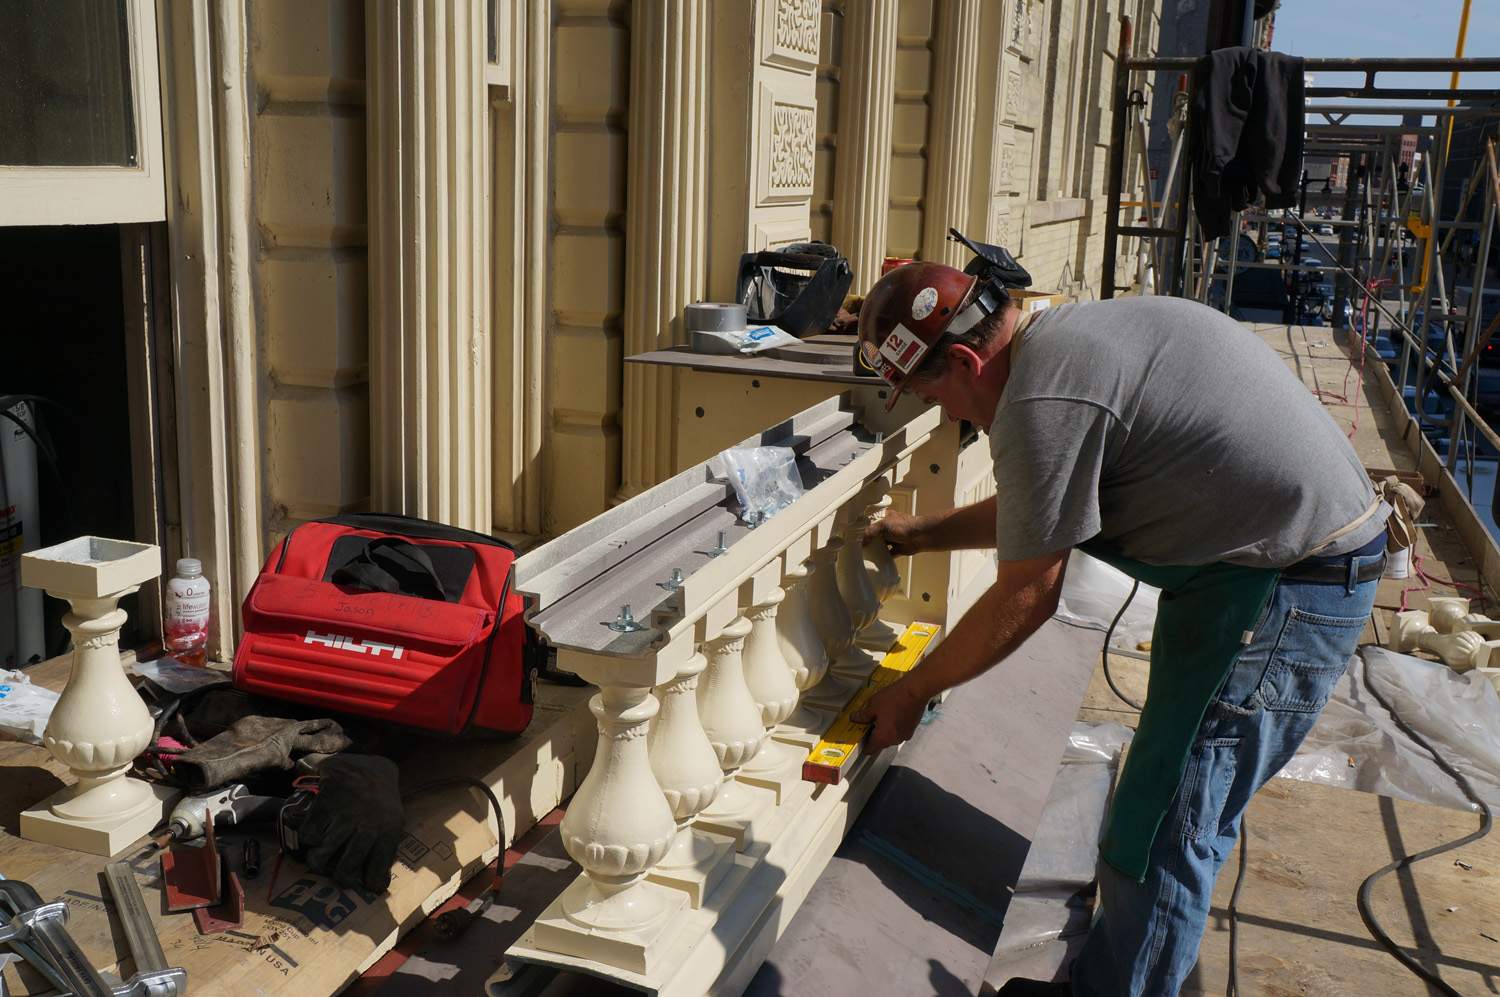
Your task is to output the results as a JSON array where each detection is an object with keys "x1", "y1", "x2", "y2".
[
  {"x1": 331, "y1": 537, "x2": 448, "y2": 601},
  {"x1": 1303, "y1": 494, "x2": 1386, "y2": 558}
]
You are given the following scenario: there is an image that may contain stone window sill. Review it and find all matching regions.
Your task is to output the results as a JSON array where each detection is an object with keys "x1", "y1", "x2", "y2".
[{"x1": 1029, "y1": 198, "x2": 1089, "y2": 225}]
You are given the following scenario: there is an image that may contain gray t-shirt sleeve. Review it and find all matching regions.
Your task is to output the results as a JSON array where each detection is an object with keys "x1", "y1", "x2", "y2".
[{"x1": 991, "y1": 397, "x2": 1117, "y2": 561}]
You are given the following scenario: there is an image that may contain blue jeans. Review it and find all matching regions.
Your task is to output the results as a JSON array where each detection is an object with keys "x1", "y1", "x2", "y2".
[{"x1": 1071, "y1": 553, "x2": 1381, "y2": 996}]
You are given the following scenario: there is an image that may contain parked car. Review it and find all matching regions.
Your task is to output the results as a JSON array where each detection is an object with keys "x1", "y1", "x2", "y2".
[{"x1": 1265, "y1": 242, "x2": 1282, "y2": 260}]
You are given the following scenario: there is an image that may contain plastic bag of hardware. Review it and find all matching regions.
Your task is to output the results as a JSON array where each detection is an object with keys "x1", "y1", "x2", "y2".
[
  {"x1": 719, "y1": 446, "x2": 804, "y2": 526},
  {"x1": 1053, "y1": 549, "x2": 1162, "y2": 652}
]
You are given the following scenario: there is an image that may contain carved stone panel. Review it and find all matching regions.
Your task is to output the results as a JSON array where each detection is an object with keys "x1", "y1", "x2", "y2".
[
  {"x1": 761, "y1": 0, "x2": 822, "y2": 73},
  {"x1": 996, "y1": 127, "x2": 1018, "y2": 192},
  {"x1": 754, "y1": 216, "x2": 812, "y2": 251},
  {"x1": 1002, "y1": 68, "x2": 1023, "y2": 123},
  {"x1": 756, "y1": 82, "x2": 817, "y2": 206}
]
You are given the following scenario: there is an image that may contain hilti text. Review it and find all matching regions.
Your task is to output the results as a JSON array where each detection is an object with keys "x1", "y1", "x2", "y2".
[{"x1": 304, "y1": 630, "x2": 406, "y2": 659}]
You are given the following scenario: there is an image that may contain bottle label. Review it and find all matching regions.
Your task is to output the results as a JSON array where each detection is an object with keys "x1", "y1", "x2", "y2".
[{"x1": 166, "y1": 587, "x2": 211, "y2": 628}]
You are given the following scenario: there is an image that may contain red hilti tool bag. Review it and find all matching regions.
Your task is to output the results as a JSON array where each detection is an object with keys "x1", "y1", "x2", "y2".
[{"x1": 232, "y1": 513, "x2": 533, "y2": 736}]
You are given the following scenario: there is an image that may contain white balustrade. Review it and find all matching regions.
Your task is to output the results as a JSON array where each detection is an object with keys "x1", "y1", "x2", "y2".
[{"x1": 510, "y1": 393, "x2": 944, "y2": 987}]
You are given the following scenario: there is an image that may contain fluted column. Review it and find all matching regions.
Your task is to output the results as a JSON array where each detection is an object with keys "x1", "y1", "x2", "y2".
[
  {"x1": 620, "y1": 1, "x2": 709, "y2": 497},
  {"x1": 832, "y1": 0, "x2": 900, "y2": 293},
  {"x1": 367, "y1": 0, "x2": 490, "y2": 531},
  {"x1": 921, "y1": 0, "x2": 983, "y2": 265}
]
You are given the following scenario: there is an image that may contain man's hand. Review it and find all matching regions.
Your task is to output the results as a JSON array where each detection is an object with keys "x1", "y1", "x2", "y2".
[
  {"x1": 850, "y1": 678, "x2": 929, "y2": 753},
  {"x1": 863, "y1": 510, "x2": 930, "y2": 556}
]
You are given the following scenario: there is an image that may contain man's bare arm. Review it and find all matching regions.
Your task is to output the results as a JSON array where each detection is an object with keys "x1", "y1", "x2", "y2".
[{"x1": 852, "y1": 548, "x2": 1069, "y2": 751}]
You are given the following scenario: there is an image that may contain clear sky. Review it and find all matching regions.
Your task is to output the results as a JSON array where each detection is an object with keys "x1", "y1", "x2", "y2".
[{"x1": 1271, "y1": 0, "x2": 1500, "y2": 102}]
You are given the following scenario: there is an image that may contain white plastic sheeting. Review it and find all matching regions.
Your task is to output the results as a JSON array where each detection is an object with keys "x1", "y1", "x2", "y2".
[
  {"x1": 1281, "y1": 646, "x2": 1500, "y2": 812},
  {"x1": 1054, "y1": 549, "x2": 1162, "y2": 652},
  {"x1": 981, "y1": 722, "x2": 1132, "y2": 991}
]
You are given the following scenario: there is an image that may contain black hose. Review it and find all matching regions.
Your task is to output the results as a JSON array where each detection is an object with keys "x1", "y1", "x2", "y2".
[
  {"x1": 402, "y1": 776, "x2": 508, "y2": 940},
  {"x1": 1354, "y1": 648, "x2": 1492, "y2": 997},
  {"x1": 1102, "y1": 580, "x2": 1145, "y2": 711},
  {"x1": 1226, "y1": 816, "x2": 1248, "y2": 997}
]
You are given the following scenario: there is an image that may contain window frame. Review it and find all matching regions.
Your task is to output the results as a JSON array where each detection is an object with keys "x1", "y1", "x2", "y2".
[{"x1": 0, "y1": 0, "x2": 166, "y2": 226}]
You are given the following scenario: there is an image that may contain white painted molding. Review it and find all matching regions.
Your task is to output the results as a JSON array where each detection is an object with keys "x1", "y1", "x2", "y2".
[
  {"x1": 921, "y1": 0, "x2": 983, "y2": 266},
  {"x1": 620, "y1": 1, "x2": 711, "y2": 498},
  {"x1": 490, "y1": 0, "x2": 548, "y2": 536},
  {"x1": 367, "y1": 0, "x2": 492, "y2": 532},
  {"x1": 157, "y1": 0, "x2": 265, "y2": 654},
  {"x1": 831, "y1": 0, "x2": 898, "y2": 293}
]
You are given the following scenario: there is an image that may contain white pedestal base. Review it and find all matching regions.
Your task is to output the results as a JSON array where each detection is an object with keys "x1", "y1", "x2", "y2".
[
  {"x1": 737, "y1": 737, "x2": 806, "y2": 803},
  {"x1": 801, "y1": 655, "x2": 872, "y2": 712},
  {"x1": 647, "y1": 826, "x2": 736, "y2": 909},
  {"x1": 858, "y1": 617, "x2": 902, "y2": 652},
  {"x1": 693, "y1": 777, "x2": 777, "y2": 851},
  {"x1": 529, "y1": 876, "x2": 689, "y2": 975},
  {"x1": 509, "y1": 736, "x2": 896, "y2": 995},
  {"x1": 772, "y1": 710, "x2": 829, "y2": 748},
  {"x1": 20, "y1": 780, "x2": 177, "y2": 857}
]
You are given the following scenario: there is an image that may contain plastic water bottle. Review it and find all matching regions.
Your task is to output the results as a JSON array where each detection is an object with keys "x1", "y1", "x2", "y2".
[{"x1": 164, "y1": 558, "x2": 212, "y2": 666}]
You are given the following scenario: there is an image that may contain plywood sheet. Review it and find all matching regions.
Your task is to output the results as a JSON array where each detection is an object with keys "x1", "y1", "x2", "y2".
[
  {"x1": 1187, "y1": 778, "x2": 1500, "y2": 996},
  {"x1": 0, "y1": 657, "x2": 593, "y2": 996}
]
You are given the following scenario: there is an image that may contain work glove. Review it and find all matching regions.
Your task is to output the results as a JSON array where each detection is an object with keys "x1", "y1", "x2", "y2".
[
  {"x1": 301, "y1": 753, "x2": 404, "y2": 893},
  {"x1": 173, "y1": 716, "x2": 351, "y2": 790}
]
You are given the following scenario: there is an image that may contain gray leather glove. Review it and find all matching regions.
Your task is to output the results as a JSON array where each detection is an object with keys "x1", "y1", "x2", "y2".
[
  {"x1": 173, "y1": 716, "x2": 351, "y2": 790},
  {"x1": 301, "y1": 754, "x2": 404, "y2": 893}
]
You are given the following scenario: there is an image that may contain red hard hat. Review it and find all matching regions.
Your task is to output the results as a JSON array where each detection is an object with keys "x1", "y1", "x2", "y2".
[{"x1": 856, "y1": 262, "x2": 979, "y2": 411}]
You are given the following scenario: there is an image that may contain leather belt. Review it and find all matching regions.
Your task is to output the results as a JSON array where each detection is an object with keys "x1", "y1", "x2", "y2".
[{"x1": 1281, "y1": 550, "x2": 1387, "y2": 585}]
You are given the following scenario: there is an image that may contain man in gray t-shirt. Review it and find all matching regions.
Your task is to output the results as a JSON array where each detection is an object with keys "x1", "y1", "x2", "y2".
[
  {"x1": 851, "y1": 262, "x2": 1387, "y2": 997},
  {"x1": 990, "y1": 295, "x2": 1384, "y2": 567}
]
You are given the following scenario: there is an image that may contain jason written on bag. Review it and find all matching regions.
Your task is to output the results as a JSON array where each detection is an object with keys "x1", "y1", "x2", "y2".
[{"x1": 233, "y1": 514, "x2": 536, "y2": 736}]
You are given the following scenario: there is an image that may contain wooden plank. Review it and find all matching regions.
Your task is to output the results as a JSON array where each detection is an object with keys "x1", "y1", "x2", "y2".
[
  {"x1": 1187, "y1": 779, "x2": 1500, "y2": 996},
  {"x1": 0, "y1": 657, "x2": 593, "y2": 996}
]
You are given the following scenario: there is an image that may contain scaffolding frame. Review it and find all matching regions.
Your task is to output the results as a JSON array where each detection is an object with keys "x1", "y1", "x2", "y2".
[{"x1": 1100, "y1": 17, "x2": 1500, "y2": 513}]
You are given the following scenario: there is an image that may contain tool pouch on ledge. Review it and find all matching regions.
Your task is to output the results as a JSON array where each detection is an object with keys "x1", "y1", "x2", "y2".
[{"x1": 233, "y1": 513, "x2": 535, "y2": 737}]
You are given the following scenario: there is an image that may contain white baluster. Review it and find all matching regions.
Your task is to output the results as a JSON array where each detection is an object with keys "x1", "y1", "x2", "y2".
[
  {"x1": 837, "y1": 491, "x2": 883, "y2": 633},
  {"x1": 808, "y1": 537, "x2": 855, "y2": 657},
  {"x1": 737, "y1": 587, "x2": 808, "y2": 801},
  {"x1": 20, "y1": 538, "x2": 175, "y2": 855},
  {"x1": 858, "y1": 481, "x2": 905, "y2": 651},
  {"x1": 535, "y1": 685, "x2": 685, "y2": 972},
  {"x1": 863, "y1": 483, "x2": 902, "y2": 602},
  {"x1": 695, "y1": 617, "x2": 776, "y2": 847},
  {"x1": 647, "y1": 650, "x2": 735, "y2": 907},
  {"x1": 801, "y1": 533, "x2": 875, "y2": 711},
  {"x1": 776, "y1": 558, "x2": 837, "y2": 741}
]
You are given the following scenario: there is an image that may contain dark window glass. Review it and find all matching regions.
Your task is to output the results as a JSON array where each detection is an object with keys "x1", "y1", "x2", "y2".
[{"x1": 0, "y1": 0, "x2": 137, "y2": 167}]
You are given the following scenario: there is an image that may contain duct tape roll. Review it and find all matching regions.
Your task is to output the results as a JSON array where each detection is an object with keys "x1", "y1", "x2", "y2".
[{"x1": 685, "y1": 302, "x2": 748, "y2": 333}]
